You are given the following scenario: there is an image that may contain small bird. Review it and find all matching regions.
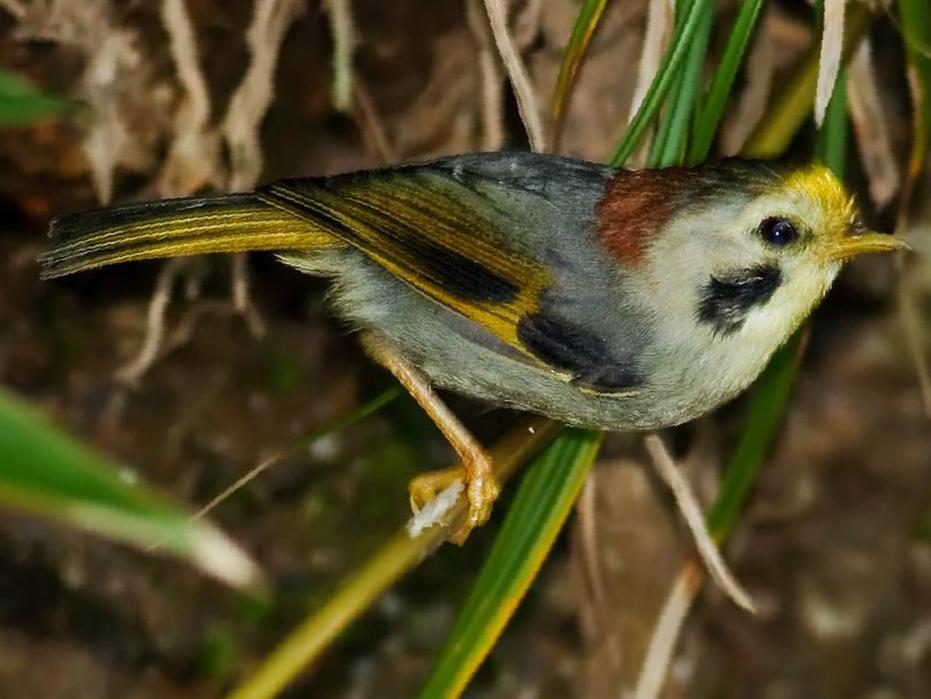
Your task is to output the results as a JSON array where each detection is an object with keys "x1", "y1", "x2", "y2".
[{"x1": 40, "y1": 152, "x2": 906, "y2": 542}]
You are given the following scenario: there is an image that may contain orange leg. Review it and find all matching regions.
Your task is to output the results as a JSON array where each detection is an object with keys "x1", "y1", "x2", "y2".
[{"x1": 361, "y1": 333, "x2": 499, "y2": 543}]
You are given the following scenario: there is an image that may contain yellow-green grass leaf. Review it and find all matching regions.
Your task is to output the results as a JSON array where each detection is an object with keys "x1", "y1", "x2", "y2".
[
  {"x1": 688, "y1": 0, "x2": 765, "y2": 164},
  {"x1": 648, "y1": 0, "x2": 714, "y2": 168},
  {"x1": 0, "y1": 387, "x2": 260, "y2": 590},
  {"x1": 707, "y1": 335, "x2": 804, "y2": 540},
  {"x1": 223, "y1": 417, "x2": 562, "y2": 699},
  {"x1": 817, "y1": 65, "x2": 848, "y2": 177},
  {"x1": 609, "y1": 0, "x2": 714, "y2": 166},
  {"x1": 742, "y1": 3, "x2": 873, "y2": 158},
  {"x1": 0, "y1": 70, "x2": 73, "y2": 126},
  {"x1": 416, "y1": 428, "x2": 602, "y2": 699},
  {"x1": 550, "y1": 0, "x2": 610, "y2": 148}
]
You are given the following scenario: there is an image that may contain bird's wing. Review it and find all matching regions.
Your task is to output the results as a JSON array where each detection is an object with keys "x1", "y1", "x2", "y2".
[{"x1": 258, "y1": 153, "x2": 617, "y2": 371}]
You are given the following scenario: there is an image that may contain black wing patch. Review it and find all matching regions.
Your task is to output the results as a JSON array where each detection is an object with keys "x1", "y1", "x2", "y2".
[
  {"x1": 517, "y1": 311, "x2": 642, "y2": 394},
  {"x1": 697, "y1": 264, "x2": 782, "y2": 336},
  {"x1": 396, "y1": 236, "x2": 520, "y2": 303}
]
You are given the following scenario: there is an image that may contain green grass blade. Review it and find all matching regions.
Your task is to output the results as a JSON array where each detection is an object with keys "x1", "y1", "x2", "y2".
[
  {"x1": 609, "y1": 0, "x2": 714, "y2": 166},
  {"x1": 816, "y1": 66, "x2": 848, "y2": 175},
  {"x1": 706, "y1": 336, "x2": 803, "y2": 539},
  {"x1": 0, "y1": 70, "x2": 73, "y2": 126},
  {"x1": 415, "y1": 428, "x2": 602, "y2": 699},
  {"x1": 0, "y1": 387, "x2": 261, "y2": 589},
  {"x1": 649, "y1": 0, "x2": 714, "y2": 168},
  {"x1": 688, "y1": 0, "x2": 765, "y2": 164},
  {"x1": 550, "y1": 0, "x2": 610, "y2": 148},
  {"x1": 224, "y1": 418, "x2": 562, "y2": 699}
]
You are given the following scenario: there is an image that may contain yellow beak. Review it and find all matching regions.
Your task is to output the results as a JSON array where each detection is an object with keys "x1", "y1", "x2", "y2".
[{"x1": 827, "y1": 232, "x2": 911, "y2": 261}]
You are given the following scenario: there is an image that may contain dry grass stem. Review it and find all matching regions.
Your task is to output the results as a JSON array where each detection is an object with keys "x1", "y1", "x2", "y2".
[
  {"x1": 575, "y1": 474, "x2": 609, "y2": 617},
  {"x1": 847, "y1": 40, "x2": 900, "y2": 207},
  {"x1": 221, "y1": 0, "x2": 303, "y2": 336},
  {"x1": 644, "y1": 434, "x2": 755, "y2": 613},
  {"x1": 353, "y1": 80, "x2": 398, "y2": 163},
  {"x1": 222, "y1": 0, "x2": 305, "y2": 191},
  {"x1": 115, "y1": 258, "x2": 187, "y2": 386},
  {"x1": 323, "y1": 0, "x2": 356, "y2": 112},
  {"x1": 231, "y1": 253, "x2": 267, "y2": 338},
  {"x1": 159, "y1": 0, "x2": 222, "y2": 196},
  {"x1": 628, "y1": 0, "x2": 672, "y2": 124},
  {"x1": 814, "y1": 0, "x2": 845, "y2": 126},
  {"x1": 194, "y1": 443, "x2": 292, "y2": 521},
  {"x1": 467, "y1": 0, "x2": 505, "y2": 151},
  {"x1": 17, "y1": 1, "x2": 162, "y2": 204},
  {"x1": 482, "y1": 0, "x2": 545, "y2": 151},
  {"x1": 164, "y1": 300, "x2": 232, "y2": 352},
  {"x1": 0, "y1": 0, "x2": 24, "y2": 19},
  {"x1": 631, "y1": 563, "x2": 702, "y2": 699}
]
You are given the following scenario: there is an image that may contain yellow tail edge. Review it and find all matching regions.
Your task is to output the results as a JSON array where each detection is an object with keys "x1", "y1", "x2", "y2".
[{"x1": 39, "y1": 194, "x2": 337, "y2": 280}]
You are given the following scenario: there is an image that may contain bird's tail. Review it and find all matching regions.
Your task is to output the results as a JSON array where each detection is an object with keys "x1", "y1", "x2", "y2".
[{"x1": 39, "y1": 193, "x2": 338, "y2": 279}]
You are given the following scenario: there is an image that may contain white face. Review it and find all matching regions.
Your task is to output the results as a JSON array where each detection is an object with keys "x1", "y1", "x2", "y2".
[
  {"x1": 629, "y1": 183, "x2": 849, "y2": 403},
  {"x1": 645, "y1": 193, "x2": 838, "y2": 333}
]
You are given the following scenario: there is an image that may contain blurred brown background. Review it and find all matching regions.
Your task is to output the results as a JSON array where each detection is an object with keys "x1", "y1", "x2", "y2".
[{"x1": 1, "y1": 1, "x2": 930, "y2": 697}]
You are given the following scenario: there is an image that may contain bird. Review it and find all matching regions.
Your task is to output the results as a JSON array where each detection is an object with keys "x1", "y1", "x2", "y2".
[{"x1": 39, "y1": 151, "x2": 907, "y2": 542}]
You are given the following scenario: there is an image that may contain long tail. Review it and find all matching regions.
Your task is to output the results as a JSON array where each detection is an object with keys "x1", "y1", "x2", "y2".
[{"x1": 39, "y1": 193, "x2": 338, "y2": 280}]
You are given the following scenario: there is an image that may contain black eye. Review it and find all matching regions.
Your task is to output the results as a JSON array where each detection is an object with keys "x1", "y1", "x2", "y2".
[{"x1": 758, "y1": 217, "x2": 798, "y2": 247}]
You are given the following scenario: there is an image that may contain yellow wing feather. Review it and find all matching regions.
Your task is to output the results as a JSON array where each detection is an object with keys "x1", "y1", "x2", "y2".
[{"x1": 260, "y1": 171, "x2": 551, "y2": 350}]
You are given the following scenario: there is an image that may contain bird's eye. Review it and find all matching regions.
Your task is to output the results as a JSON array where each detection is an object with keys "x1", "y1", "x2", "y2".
[{"x1": 758, "y1": 217, "x2": 798, "y2": 247}]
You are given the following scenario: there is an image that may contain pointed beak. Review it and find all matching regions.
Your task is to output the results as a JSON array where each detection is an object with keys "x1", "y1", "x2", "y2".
[{"x1": 827, "y1": 231, "x2": 911, "y2": 261}]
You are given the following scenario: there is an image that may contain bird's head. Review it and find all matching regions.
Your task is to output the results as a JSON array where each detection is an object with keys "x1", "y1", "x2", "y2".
[{"x1": 601, "y1": 161, "x2": 908, "y2": 345}]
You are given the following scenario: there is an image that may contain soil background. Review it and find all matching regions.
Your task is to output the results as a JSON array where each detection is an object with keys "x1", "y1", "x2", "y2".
[{"x1": 1, "y1": 1, "x2": 930, "y2": 697}]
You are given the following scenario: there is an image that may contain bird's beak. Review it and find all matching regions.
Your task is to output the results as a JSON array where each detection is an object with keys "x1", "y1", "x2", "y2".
[{"x1": 827, "y1": 231, "x2": 911, "y2": 261}]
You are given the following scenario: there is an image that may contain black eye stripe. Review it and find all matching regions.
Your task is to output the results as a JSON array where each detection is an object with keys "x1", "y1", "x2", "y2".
[{"x1": 697, "y1": 264, "x2": 782, "y2": 336}]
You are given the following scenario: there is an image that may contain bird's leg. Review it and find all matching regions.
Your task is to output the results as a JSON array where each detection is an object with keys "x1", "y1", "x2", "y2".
[{"x1": 360, "y1": 333, "x2": 499, "y2": 544}]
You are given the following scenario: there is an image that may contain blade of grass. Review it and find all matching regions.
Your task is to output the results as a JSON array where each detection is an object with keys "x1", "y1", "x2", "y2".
[
  {"x1": 0, "y1": 387, "x2": 261, "y2": 590},
  {"x1": 706, "y1": 335, "x2": 805, "y2": 539},
  {"x1": 194, "y1": 386, "x2": 401, "y2": 520},
  {"x1": 688, "y1": 0, "x2": 765, "y2": 164},
  {"x1": 223, "y1": 417, "x2": 562, "y2": 699},
  {"x1": 609, "y1": 0, "x2": 713, "y2": 166},
  {"x1": 648, "y1": 0, "x2": 714, "y2": 167},
  {"x1": 415, "y1": 428, "x2": 603, "y2": 699},
  {"x1": 742, "y1": 2, "x2": 872, "y2": 157},
  {"x1": 0, "y1": 70, "x2": 73, "y2": 125},
  {"x1": 550, "y1": 0, "x2": 610, "y2": 150},
  {"x1": 816, "y1": 65, "x2": 848, "y2": 175}
]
